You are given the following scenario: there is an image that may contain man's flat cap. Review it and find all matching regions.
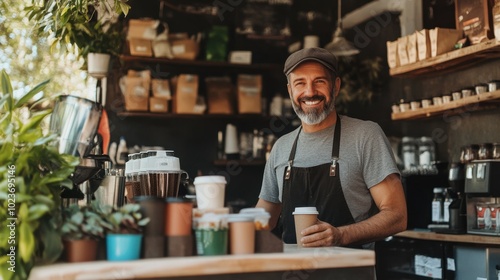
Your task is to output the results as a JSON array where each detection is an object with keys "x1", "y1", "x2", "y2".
[{"x1": 283, "y1": 47, "x2": 338, "y2": 76}]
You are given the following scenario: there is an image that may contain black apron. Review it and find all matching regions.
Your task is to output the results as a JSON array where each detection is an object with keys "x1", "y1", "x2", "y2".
[{"x1": 281, "y1": 115, "x2": 356, "y2": 244}]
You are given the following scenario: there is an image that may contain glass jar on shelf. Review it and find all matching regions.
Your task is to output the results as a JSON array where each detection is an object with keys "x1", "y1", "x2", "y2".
[
  {"x1": 401, "y1": 137, "x2": 418, "y2": 171},
  {"x1": 493, "y1": 143, "x2": 500, "y2": 159},
  {"x1": 478, "y1": 143, "x2": 493, "y2": 160},
  {"x1": 464, "y1": 144, "x2": 480, "y2": 163},
  {"x1": 459, "y1": 146, "x2": 468, "y2": 164},
  {"x1": 418, "y1": 137, "x2": 435, "y2": 169}
]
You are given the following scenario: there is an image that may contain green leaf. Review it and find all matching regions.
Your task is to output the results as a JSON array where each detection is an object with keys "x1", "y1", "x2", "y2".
[
  {"x1": 0, "y1": 255, "x2": 14, "y2": 280},
  {"x1": 38, "y1": 220, "x2": 63, "y2": 263},
  {"x1": 27, "y1": 204, "x2": 50, "y2": 221},
  {"x1": 0, "y1": 93, "x2": 9, "y2": 109},
  {"x1": 19, "y1": 110, "x2": 52, "y2": 134},
  {"x1": 138, "y1": 217, "x2": 150, "y2": 227},
  {"x1": 19, "y1": 222, "x2": 35, "y2": 263},
  {"x1": 18, "y1": 203, "x2": 29, "y2": 221},
  {"x1": 33, "y1": 195, "x2": 55, "y2": 207},
  {"x1": 119, "y1": 2, "x2": 130, "y2": 16},
  {"x1": 14, "y1": 79, "x2": 50, "y2": 108},
  {"x1": 18, "y1": 129, "x2": 43, "y2": 143},
  {"x1": 0, "y1": 70, "x2": 13, "y2": 111},
  {"x1": 33, "y1": 134, "x2": 57, "y2": 146}
]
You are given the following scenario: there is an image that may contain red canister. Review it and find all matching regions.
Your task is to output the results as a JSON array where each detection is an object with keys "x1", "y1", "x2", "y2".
[
  {"x1": 489, "y1": 204, "x2": 500, "y2": 230},
  {"x1": 476, "y1": 203, "x2": 491, "y2": 229}
]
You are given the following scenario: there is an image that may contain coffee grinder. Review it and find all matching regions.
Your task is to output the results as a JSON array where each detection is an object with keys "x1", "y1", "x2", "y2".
[
  {"x1": 447, "y1": 162, "x2": 467, "y2": 233},
  {"x1": 49, "y1": 95, "x2": 111, "y2": 205}
]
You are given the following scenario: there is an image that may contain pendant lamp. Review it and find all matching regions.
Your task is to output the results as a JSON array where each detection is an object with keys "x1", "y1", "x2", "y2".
[{"x1": 325, "y1": 0, "x2": 360, "y2": 56}]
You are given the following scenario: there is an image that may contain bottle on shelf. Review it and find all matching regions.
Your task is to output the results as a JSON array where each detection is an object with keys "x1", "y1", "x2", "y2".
[
  {"x1": 432, "y1": 187, "x2": 444, "y2": 224},
  {"x1": 116, "y1": 137, "x2": 128, "y2": 165},
  {"x1": 443, "y1": 188, "x2": 453, "y2": 224},
  {"x1": 270, "y1": 93, "x2": 283, "y2": 116},
  {"x1": 217, "y1": 131, "x2": 224, "y2": 160}
]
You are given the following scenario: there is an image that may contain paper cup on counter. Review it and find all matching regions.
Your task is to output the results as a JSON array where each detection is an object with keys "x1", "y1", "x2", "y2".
[
  {"x1": 194, "y1": 213, "x2": 228, "y2": 256},
  {"x1": 194, "y1": 175, "x2": 227, "y2": 209},
  {"x1": 227, "y1": 214, "x2": 255, "y2": 255}
]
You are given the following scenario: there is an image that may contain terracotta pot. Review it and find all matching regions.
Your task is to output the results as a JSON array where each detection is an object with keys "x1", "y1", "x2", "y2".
[{"x1": 63, "y1": 239, "x2": 98, "y2": 262}]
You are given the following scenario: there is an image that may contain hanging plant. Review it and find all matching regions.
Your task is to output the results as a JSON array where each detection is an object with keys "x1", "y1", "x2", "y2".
[{"x1": 336, "y1": 56, "x2": 384, "y2": 113}]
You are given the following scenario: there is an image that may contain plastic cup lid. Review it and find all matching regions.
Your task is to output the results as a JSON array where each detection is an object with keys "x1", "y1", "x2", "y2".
[
  {"x1": 227, "y1": 213, "x2": 255, "y2": 223},
  {"x1": 193, "y1": 175, "x2": 227, "y2": 185},
  {"x1": 240, "y1": 208, "x2": 267, "y2": 214},
  {"x1": 292, "y1": 207, "x2": 319, "y2": 215}
]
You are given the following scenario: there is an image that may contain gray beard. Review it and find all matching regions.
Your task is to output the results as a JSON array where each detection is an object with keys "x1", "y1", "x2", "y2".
[{"x1": 291, "y1": 94, "x2": 336, "y2": 125}]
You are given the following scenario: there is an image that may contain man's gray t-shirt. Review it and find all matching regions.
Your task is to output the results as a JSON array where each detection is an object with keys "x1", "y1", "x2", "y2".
[{"x1": 259, "y1": 115, "x2": 400, "y2": 227}]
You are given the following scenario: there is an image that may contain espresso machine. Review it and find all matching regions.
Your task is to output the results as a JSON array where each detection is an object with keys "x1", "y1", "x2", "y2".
[
  {"x1": 464, "y1": 160, "x2": 500, "y2": 236},
  {"x1": 49, "y1": 95, "x2": 117, "y2": 206}
]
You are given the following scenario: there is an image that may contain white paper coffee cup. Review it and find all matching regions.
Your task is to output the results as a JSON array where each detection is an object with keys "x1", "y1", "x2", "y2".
[{"x1": 194, "y1": 175, "x2": 227, "y2": 209}]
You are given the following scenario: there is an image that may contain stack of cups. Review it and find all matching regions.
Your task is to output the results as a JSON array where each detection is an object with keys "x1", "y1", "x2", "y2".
[
  {"x1": 192, "y1": 175, "x2": 228, "y2": 255},
  {"x1": 135, "y1": 196, "x2": 165, "y2": 258},
  {"x1": 227, "y1": 214, "x2": 255, "y2": 255},
  {"x1": 164, "y1": 197, "x2": 194, "y2": 257},
  {"x1": 293, "y1": 207, "x2": 319, "y2": 248}
]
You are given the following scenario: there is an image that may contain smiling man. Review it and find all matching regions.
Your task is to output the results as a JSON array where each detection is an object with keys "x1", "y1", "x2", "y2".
[{"x1": 256, "y1": 47, "x2": 407, "y2": 249}]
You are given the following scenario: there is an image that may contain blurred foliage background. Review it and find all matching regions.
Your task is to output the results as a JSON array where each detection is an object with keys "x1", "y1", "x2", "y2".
[{"x1": 0, "y1": 0, "x2": 94, "y2": 106}]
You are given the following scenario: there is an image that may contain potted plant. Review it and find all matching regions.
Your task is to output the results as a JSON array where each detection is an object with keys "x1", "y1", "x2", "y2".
[
  {"x1": 61, "y1": 202, "x2": 107, "y2": 262},
  {"x1": 0, "y1": 70, "x2": 79, "y2": 280},
  {"x1": 85, "y1": 21, "x2": 126, "y2": 78},
  {"x1": 25, "y1": 0, "x2": 130, "y2": 76},
  {"x1": 100, "y1": 203, "x2": 150, "y2": 261}
]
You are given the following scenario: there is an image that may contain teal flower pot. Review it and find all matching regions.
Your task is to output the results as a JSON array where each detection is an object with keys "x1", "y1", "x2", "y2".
[{"x1": 106, "y1": 234, "x2": 142, "y2": 261}]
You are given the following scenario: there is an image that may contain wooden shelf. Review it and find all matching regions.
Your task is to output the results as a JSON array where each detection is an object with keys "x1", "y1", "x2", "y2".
[
  {"x1": 213, "y1": 159, "x2": 266, "y2": 166},
  {"x1": 120, "y1": 55, "x2": 282, "y2": 72},
  {"x1": 391, "y1": 90, "x2": 500, "y2": 121},
  {"x1": 389, "y1": 39, "x2": 500, "y2": 77},
  {"x1": 396, "y1": 230, "x2": 500, "y2": 246},
  {"x1": 117, "y1": 111, "x2": 270, "y2": 120}
]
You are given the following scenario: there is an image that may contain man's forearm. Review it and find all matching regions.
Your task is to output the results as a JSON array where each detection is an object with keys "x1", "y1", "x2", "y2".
[{"x1": 336, "y1": 209, "x2": 407, "y2": 246}]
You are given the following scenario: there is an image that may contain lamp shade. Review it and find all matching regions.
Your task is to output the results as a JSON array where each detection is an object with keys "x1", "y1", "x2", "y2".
[
  {"x1": 324, "y1": 0, "x2": 359, "y2": 56},
  {"x1": 325, "y1": 27, "x2": 360, "y2": 56}
]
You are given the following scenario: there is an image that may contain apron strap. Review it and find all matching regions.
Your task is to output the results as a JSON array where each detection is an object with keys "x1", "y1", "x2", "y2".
[
  {"x1": 330, "y1": 115, "x2": 341, "y2": 176},
  {"x1": 285, "y1": 127, "x2": 301, "y2": 180}
]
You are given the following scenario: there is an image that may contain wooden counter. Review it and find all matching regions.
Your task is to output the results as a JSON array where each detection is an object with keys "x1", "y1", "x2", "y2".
[
  {"x1": 396, "y1": 230, "x2": 500, "y2": 245},
  {"x1": 29, "y1": 245, "x2": 375, "y2": 280}
]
